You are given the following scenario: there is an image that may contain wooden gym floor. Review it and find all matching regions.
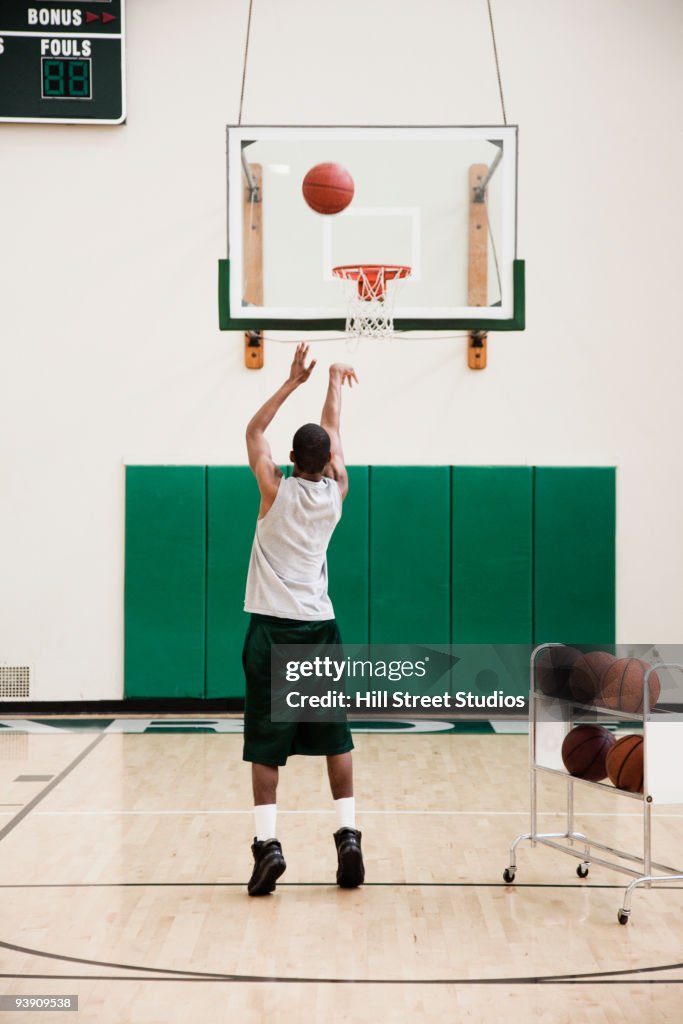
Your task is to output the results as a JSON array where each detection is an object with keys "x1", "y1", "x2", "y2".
[{"x1": 0, "y1": 725, "x2": 682, "y2": 1023}]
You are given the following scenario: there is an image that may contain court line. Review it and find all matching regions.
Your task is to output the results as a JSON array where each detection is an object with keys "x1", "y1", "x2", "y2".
[
  {"x1": 0, "y1": 974, "x2": 682, "y2": 986},
  {"x1": 0, "y1": 735, "x2": 105, "y2": 843},
  {"x1": 1, "y1": 881, "x2": 683, "y2": 890},
  {"x1": 0, "y1": 938, "x2": 682, "y2": 986},
  {"x1": 0, "y1": 974, "x2": 681, "y2": 986},
  {"x1": 7, "y1": 808, "x2": 683, "y2": 817}
]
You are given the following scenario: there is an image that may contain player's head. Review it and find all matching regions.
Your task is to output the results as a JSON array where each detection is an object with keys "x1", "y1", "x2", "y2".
[{"x1": 291, "y1": 423, "x2": 331, "y2": 474}]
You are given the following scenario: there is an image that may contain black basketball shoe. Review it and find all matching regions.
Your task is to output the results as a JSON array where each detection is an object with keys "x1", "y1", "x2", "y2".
[
  {"x1": 333, "y1": 827, "x2": 365, "y2": 888},
  {"x1": 247, "y1": 838, "x2": 286, "y2": 896}
]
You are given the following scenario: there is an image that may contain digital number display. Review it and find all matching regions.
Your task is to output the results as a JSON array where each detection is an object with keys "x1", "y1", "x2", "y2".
[{"x1": 41, "y1": 58, "x2": 92, "y2": 100}]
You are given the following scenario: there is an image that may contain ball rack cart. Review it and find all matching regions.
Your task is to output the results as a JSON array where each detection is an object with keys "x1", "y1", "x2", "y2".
[{"x1": 503, "y1": 643, "x2": 683, "y2": 924}]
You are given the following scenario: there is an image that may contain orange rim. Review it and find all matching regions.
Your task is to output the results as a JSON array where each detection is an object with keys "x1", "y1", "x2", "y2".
[{"x1": 332, "y1": 264, "x2": 411, "y2": 300}]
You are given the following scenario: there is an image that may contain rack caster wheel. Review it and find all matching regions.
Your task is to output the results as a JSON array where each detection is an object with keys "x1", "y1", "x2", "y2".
[
  {"x1": 503, "y1": 868, "x2": 516, "y2": 883},
  {"x1": 576, "y1": 863, "x2": 589, "y2": 878},
  {"x1": 617, "y1": 910, "x2": 630, "y2": 925}
]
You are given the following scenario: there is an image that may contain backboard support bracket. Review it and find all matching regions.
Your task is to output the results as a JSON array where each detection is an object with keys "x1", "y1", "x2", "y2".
[
  {"x1": 467, "y1": 163, "x2": 489, "y2": 370},
  {"x1": 244, "y1": 330, "x2": 264, "y2": 370},
  {"x1": 468, "y1": 330, "x2": 488, "y2": 370},
  {"x1": 242, "y1": 162, "x2": 264, "y2": 369}
]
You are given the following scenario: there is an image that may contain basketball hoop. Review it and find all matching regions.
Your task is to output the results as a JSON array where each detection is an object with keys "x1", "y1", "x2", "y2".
[{"x1": 332, "y1": 264, "x2": 411, "y2": 338}]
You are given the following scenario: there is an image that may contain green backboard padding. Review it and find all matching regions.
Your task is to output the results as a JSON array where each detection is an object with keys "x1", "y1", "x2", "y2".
[
  {"x1": 452, "y1": 467, "x2": 533, "y2": 642},
  {"x1": 327, "y1": 467, "x2": 369, "y2": 644},
  {"x1": 219, "y1": 259, "x2": 525, "y2": 333},
  {"x1": 206, "y1": 467, "x2": 258, "y2": 699},
  {"x1": 534, "y1": 467, "x2": 616, "y2": 644},
  {"x1": 369, "y1": 467, "x2": 451, "y2": 643},
  {"x1": 124, "y1": 466, "x2": 206, "y2": 698}
]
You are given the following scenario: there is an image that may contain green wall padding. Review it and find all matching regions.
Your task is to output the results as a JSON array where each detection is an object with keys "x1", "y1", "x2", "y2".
[
  {"x1": 369, "y1": 467, "x2": 451, "y2": 644},
  {"x1": 205, "y1": 467, "x2": 257, "y2": 699},
  {"x1": 124, "y1": 465, "x2": 617, "y2": 701},
  {"x1": 452, "y1": 467, "x2": 533, "y2": 642},
  {"x1": 451, "y1": 467, "x2": 533, "y2": 698},
  {"x1": 327, "y1": 466, "x2": 369, "y2": 644},
  {"x1": 534, "y1": 467, "x2": 616, "y2": 644},
  {"x1": 124, "y1": 466, "x2": 206, "y2": 698}
]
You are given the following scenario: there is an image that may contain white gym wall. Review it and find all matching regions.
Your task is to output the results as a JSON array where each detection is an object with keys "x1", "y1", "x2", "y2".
[{"x1": 2, "y1": 0, "x2": 682, "y2": 699}]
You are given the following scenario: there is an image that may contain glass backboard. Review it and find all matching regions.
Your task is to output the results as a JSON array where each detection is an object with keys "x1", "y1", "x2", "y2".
[{"x1": 219, "y1": 125, "x2": 523, "y2": 333}]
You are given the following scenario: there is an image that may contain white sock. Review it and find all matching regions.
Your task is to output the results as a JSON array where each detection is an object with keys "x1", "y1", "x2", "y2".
[
  {"x1": 254, "y1": 803, "x2": 277, "y2": 841},
  {"x1": 334, "y1": 797, "x2": 356, "y2": 830}
]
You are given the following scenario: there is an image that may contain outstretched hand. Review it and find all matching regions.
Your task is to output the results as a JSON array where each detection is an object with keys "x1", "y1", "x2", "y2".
[
  {"x1": 288, "y1": 343, "x2": 317, "y2": 386},
  {"x1": 330, "y1": 363, "x2": 359, "y2": 388}
]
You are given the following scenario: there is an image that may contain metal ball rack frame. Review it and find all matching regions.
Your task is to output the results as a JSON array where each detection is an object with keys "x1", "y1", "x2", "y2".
[{"x1": 504, "y1": 643, "x2": 683, "y2": 924}]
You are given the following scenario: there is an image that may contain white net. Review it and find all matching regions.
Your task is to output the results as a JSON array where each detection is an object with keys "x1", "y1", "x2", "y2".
[{"x1": 333, "y1": 265, "x2": 411, "y2": 338}]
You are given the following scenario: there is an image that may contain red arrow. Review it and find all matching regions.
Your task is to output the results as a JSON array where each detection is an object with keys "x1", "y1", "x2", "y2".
[
  {"x1": 102, "y1": 12, "x2": 116, "y2": 23},
  {"x1": 85, "y1": 11, "x2": 100, "y2": 22}
]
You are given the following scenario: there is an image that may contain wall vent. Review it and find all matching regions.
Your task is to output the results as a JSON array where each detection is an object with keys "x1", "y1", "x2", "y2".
[{"x1": 0, "y1": 666, "x2": 31, "y2": 700}]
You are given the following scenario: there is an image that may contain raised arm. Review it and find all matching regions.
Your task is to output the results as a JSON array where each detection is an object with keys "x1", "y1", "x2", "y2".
[
  {"x1": 246, "y1": 343, "x2": 316, "y2": 516},
  {"x1": 320, "y1": 363, "x2": 358, "y2": 500}
]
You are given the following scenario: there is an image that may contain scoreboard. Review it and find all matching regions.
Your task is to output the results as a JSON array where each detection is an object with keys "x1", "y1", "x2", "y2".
[{"x1": 0, "y1": 1, "x2": 125, "y2": 124}]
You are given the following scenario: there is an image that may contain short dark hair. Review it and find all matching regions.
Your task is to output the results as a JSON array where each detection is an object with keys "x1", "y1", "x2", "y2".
[{"x1": 292, "y1": 423, "x2": 331, "y2": 474}]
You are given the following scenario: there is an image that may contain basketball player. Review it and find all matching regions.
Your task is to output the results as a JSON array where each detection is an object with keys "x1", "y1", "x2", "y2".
[{"x1": 242, "y1": 343, "x2": 363, "y2": 896}]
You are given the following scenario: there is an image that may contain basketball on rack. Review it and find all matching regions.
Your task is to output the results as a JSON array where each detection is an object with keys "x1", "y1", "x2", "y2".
[
  {"x1": 535, "y1": 645, "x2": 583, "y2": 698},
  {"x1": 568, "y1": 650, "x2": 616, "y2": 705},
  {"x1": 561, "y1": 724, "x2": 615, "y2": 782},
  {"x1": 598, "y1": 658, "x2": 661, "y2": 714},
  {"x1": 302, "y1": 162, "x2": 355, "y2": 214},
  {"x1": 606, "y1": 734, "x2": 644, "y2": 793}
]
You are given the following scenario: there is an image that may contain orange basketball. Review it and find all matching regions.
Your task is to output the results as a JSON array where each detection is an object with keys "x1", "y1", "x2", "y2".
[
  {"x1": 599, "y1": 658, "x2": 660, "y2": 714},
  {"x1": 568, "y1": 651, "x2": 616, "y2": 705},
  {"x1": 535, "y1": 645, "x2": 583, "y2": 699},
  {"x1": 561, "y1": 724, "x2": 615, "y2": 782},
  {"x1": 606, "y1": 734, "x2": 644, "y2": 793},
  {"x1": 302, "y1": 162, "x2": 355, "y2": 214}
]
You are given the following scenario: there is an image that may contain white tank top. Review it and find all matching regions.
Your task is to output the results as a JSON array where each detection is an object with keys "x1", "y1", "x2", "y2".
[{"x1": 244, "y1": 475, "x2": 343, "y2": 621}]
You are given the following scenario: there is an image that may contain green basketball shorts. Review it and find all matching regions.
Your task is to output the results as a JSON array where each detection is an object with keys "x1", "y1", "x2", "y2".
[{"x1": 242, "y1": 613, "x2": 354, "y2": 767}]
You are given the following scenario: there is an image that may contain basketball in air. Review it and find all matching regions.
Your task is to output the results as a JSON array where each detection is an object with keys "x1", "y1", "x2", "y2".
[{"x1": 302, "y1": 162, "x2": 355, "y2": 214}]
